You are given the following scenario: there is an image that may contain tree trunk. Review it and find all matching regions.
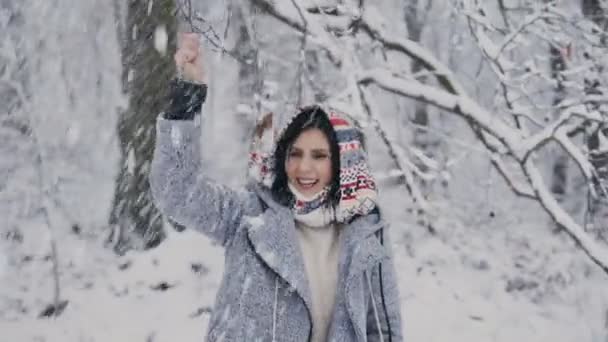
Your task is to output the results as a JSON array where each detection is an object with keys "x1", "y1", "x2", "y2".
[
  {"x1": 0, "y1": 0, "x2": 30, "y2": 247},
  {"x1": 234, "y1": 1, "x2": 263, "y2": 120},
  {"x1": 405, "y1": 1, "x2": 430, "y2": 150},
  {"x1": 404, "y1": 0, "x2": 439, "y2": 192},
  {"x1": 549, "y1": 44, "x2": 568, "y2": 201},
  {"x1": 0, "y1": 0, "x2": 29, "y2": 134},
  {"x1": 109, "y1": 0, "x2": 177, "y2": 253},
  {"x1": 581, "y1": 0, "x2": 608, "y2": 237}
]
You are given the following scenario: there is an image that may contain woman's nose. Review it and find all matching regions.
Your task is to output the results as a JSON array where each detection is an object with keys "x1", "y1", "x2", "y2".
[{"x1": 298, "y1": 156, "x2": 314, "y2": 172}]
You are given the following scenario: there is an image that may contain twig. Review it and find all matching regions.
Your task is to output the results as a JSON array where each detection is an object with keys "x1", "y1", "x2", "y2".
[
  {"x1": 175, "y1": 1, "x2": 248, "y2": 64},
  {"x1": 358, "y1": 84, "x2": 432, "y2": 213},
  {"x1": 290, "y1": 0, "x2": 308, "y2": 106}
]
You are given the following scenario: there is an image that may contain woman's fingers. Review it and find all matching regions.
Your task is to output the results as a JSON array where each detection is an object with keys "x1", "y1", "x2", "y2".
[
  {"x1": 175, "y1": 32, "x2": 204, "y2": 83},
  {"x1": 182, "y1": 50, "x2": 196, "y2": 62},
  {"x1": 177, "y1": 33, "x2": 199, "y2": 61},
  {"x1": 184, "y1": 37, "x2": 198, "y2": 51},
  {"x1": 175, "y1": 48, "x2": 196, "y2": 65},
  {"x1": 179, "y1": 32, "x2": 199, "y2": 50},
  {"x1": 174, "y1": 50, "x2": 186, "y2": 66}
]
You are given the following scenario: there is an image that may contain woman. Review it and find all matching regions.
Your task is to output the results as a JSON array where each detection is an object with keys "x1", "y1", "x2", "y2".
[{"x1": 150, "y1": 33, "x2": 403, "y2": 342}]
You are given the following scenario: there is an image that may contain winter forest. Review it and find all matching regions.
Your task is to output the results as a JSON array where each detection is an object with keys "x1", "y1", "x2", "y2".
[{"x1": 2, "y1": 0, "x2": 608, "y2": 341}]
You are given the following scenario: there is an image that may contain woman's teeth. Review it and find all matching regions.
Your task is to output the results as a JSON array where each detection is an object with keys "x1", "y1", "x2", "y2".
[{"x1": 297, "y1": 179, "x2": 318, "y2": 187}]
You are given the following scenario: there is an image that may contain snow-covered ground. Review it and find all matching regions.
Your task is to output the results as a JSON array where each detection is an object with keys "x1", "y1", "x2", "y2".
[{"x1": 2, "y1": 187, "x2": 607, "y2": 342}]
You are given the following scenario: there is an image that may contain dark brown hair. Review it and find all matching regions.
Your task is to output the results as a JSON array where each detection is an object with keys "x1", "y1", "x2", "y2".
[{"x1": 271, "y1": 106, "x2": 341, "y2": 210}]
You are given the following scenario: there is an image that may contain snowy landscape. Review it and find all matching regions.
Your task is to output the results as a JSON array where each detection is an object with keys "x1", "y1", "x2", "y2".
[{"x1": 2, "y1": 0, "x2": 608, "y2": 341}]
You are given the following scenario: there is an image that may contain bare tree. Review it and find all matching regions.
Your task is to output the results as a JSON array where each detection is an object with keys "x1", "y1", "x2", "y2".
[
  {"x1": 404, "y1": 0, "x2": 437, "y2": 180},
  {"x1": 546, "y1": 0, "x2": 570, "y2": 218},
  {"x1": 235, "y1": 1, "x2": 263, "y2": 114},
  {"x1": 0, "y1": 1, "x2": 67, "y2": 317},
  {"x1": 581, "y1": 0, "x2": 608, "y2": 238}
]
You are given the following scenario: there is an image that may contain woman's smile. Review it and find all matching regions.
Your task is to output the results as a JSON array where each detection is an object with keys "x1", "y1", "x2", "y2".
[{"x1": 285, "y1": 129, "x2": 333, "y2": 197}]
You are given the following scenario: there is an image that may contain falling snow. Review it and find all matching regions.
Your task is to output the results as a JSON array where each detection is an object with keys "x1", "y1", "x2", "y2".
[{"x1": 2, "y1": 0, "x2": 608, "y2": 341}]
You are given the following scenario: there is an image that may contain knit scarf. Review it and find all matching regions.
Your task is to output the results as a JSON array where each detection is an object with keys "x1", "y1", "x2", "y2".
[{"x1": 288, "y1": 183, "x2": 335, "y2": 228}]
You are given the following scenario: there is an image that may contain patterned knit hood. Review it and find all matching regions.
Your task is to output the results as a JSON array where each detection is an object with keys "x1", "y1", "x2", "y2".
[{"x1": 247, "y1": 106, "x2": 378, "y2": 223}]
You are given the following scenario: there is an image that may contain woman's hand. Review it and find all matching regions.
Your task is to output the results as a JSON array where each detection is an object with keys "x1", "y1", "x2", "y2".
[{"x1": 174, "y1": 32, "x2": 204, "y2": 83}]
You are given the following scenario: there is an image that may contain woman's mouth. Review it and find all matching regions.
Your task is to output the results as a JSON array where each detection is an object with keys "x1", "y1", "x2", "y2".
[{"x1": 296, "y1": 178, "x2": 318, "y2": 189}]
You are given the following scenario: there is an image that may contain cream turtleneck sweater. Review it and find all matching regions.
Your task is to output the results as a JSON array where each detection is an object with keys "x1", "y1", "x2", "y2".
[{"x1": 294, "y1": 221, "x2": 342, "y2": 342}]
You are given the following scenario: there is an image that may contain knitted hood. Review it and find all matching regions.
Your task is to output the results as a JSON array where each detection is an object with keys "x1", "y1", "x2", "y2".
[{"x1": 247, "y1": 106, "x2": 378, "y2": 223}]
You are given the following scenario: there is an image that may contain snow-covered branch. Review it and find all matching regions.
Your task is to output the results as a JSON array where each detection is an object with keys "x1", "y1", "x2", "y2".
[
  {"x1": 358, "y1": 68, "x2": 524, "y2": 155},
  {"x1": 252, "y1": 0, "x2": 608, "y2": 275},
  {"x1": 358, "y1": 7, "x2": 464, "y2": 95},
  {"x1": 251, "y1": 0, "x2": 342, "y2": 64},
  {"x1": 489, "y1": 153, "x2": 536, "y2": 199},
  {"x1": 358, "y1": 84, "x2": 432, "y2": 213},
  {"x1": 523, "y1": 159, "x2": 608, "y2": 273}
]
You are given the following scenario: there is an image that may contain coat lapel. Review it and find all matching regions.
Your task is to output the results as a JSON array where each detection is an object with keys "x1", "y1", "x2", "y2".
[
  {"x1": 341, "y1": 213, "x2": 390, "y2": 341},
  {"x1": 342, "y1": 213, "x2": 389, "y2": 278},
  {"x1": 247, "y1": 185, "x2": 389, "y2": 341},
  {"x1": 246, "y1": 186, "x2": 314, "y2": 319}
]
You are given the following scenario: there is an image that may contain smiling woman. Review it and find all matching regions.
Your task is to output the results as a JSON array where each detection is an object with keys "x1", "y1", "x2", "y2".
[
  {"x1": 286, "y1": 129, "x2": 333, "y2": 195},
  {"x1": 271, "y1": 107, "x2": 341, "y2": 225},
  {"x1": 150, "y1": 32, "x2": 403, "y2": 342}
]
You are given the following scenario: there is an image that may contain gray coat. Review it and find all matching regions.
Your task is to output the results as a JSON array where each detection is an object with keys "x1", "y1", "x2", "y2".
[{"x1": 150, "y1": 117, "x2": 403, "y2": 342}]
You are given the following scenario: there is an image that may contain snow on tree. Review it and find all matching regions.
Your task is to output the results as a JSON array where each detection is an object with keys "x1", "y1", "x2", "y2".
[{"x1": 214, "y1": 0, "x2": 608, "y2": 273}]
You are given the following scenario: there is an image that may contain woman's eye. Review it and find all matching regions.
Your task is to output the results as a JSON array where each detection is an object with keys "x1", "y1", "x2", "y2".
[
  {"x1": 289, "y1": 151, "x2": 302, "y2": 158},
  {"x1": 313, "y1": 154, "x2": 329, "y2": 160}
]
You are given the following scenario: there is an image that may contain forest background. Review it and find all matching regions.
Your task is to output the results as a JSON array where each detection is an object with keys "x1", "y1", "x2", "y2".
[{"x1": 2, "y1": 0, "x2": 608, "y2": 341}]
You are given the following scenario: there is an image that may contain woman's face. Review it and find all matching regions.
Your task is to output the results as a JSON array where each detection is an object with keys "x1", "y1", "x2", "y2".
[{"x1": 285, "y1": 128, "x2": 333, "y2": 197}]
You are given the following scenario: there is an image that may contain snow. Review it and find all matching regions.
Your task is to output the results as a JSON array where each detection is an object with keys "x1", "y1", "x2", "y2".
[
  {"x1": 3, "y1": 201, "x2": 608, "y2": 341},
  {"x1": 65, "y1": 123, "x2": 80, "y2": 147},
  {"x1": 3, "y1": 0, "x2": 608, "y2": 341},
  {"x1": 393, "y1": 204, "x2": 608, "y2": 342},
  {"x1": 245, "y1": 215, "x2": 265, "y2": 230},
  {"x1": 0, "y1": 245, "x2": 6, "y2": 279},
  {"x1": 171, "y1": 125, "x2": 183, "y2": 147},
  {"x1": 127, "y1": 149, "x2": 135, "y2": 175},
  {"x1": 154, "y1": 25, "x2": 169, "y2": 56},
  {"x1": 1, "y1": 228, "x2": 223, "y2": 342}
]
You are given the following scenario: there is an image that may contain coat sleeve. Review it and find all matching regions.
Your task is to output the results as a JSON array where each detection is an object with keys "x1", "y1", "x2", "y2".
[
  {"x1": 366, "y1": 229, "x2": 404, "y2": 342},
  {"x1": 149, "y1": 81, "x2": 260, "y2": 247}
]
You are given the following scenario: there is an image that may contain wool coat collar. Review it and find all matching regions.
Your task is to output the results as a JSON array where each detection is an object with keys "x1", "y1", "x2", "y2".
[{"x1": 246, "y1": 183, "x2": 389, "y2": 339}]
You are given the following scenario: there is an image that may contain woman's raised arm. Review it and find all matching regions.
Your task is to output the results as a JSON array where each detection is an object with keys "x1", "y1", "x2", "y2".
[{"x1": 149, "y1": 33, "x2": 260, "y2": 246}]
